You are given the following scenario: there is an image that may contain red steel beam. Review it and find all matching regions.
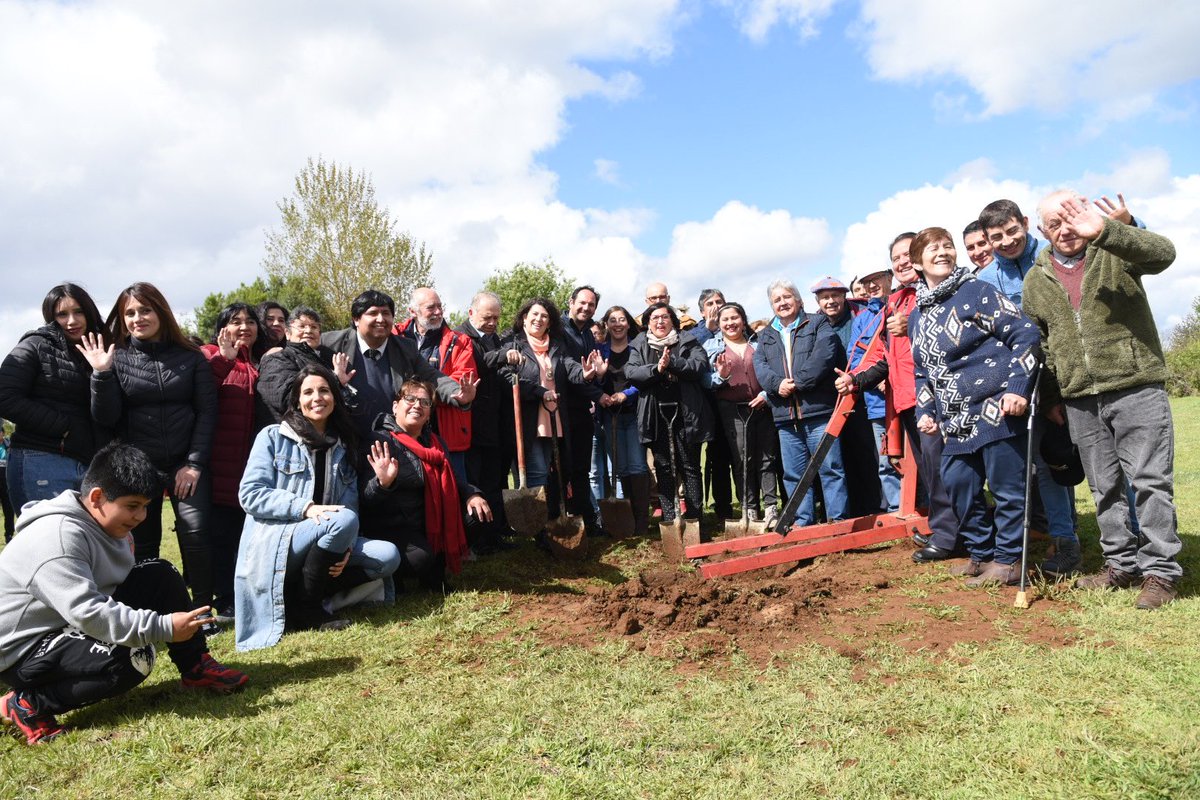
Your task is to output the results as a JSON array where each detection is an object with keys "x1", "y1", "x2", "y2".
[{"x1": 698, "y1": 522, "x2": 917, "y2": 579}]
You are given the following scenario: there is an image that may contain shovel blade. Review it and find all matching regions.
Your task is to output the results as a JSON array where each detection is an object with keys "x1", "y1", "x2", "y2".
[
  {"x1": 503, "y1": 487, "x2": 547, "y2": 537},
  {"x1": 681, "y1": 518, "x2": 701, "y2": 549},
  {"x1": 546, "y1": 515, "x2": 587, "y2": 559},
  {"x1": 599, "y1": 498, "x2": 635, "y2": 539},
  {"x1": 659, "y1": 518, "x2": 686, "y2": 561}
]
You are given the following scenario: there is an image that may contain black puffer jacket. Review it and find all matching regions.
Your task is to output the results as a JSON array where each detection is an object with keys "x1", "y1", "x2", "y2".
[
  {"x1": 91, "y1": 338, "x2": 217, "y2": 472},
  {"x1": 254, "y1": 341, "x2": 339, "y2": 429},
  {"x1": 358, "y1": 414, "x2": 481, "y2": 541},
  {"x1": 0, "y1": 324, "x2": 105, "y2": 465}
]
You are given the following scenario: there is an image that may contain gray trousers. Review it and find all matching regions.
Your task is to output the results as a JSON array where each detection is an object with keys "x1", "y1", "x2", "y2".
[{"x1": 1064, "y1": 383, "x2": 1181, "y2": 580}]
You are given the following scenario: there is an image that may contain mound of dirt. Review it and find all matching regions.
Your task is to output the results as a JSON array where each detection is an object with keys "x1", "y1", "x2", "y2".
[{"x1": 508, "y1": 542, "x2": 1077, "y2": 669}]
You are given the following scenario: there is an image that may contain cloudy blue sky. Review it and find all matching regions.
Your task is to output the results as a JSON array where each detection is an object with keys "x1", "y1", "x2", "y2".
[{"x1": 2, "y1": 0, "x2": 1198, "y2": 352}]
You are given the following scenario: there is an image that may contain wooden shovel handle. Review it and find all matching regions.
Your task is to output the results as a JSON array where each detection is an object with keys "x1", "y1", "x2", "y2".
[{"x1": 512, "y1": 381, "x2": 529, "y2": 490}]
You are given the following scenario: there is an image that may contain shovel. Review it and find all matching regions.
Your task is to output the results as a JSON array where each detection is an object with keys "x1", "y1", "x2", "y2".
[
  {"x1": 657, "y1": 401, "x2": 701, "y2": 561},
  {"x1": 544, "y1": 398, "x2": 587, "y2": 558},
  {"x1": 502, "y1": 378, "x2": 547, "y2": 536},
  {"x1": 598, "y1": 413, "x2": 634, "y2": 538},
  {"x1": 725, "y1": 402, "x2": 769, "y2": 536}
]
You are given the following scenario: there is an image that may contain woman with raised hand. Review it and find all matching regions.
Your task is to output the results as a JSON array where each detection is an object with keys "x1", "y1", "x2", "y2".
[
  {"x1": 201, "y1": 302, "x2": 269, "y2": 623},
  {"x1": 624, "y1": 302, "x2": 714, "y2": 524},
  {"x1": 235, "y1": 364, "x2": 400, "y2": 650},
  {"x1": 83, "y1": 282, "x2": 217, "y2": 610},
  {"x1": 360, "y1": 379, "x2": 490, "y2": 593},
  {"x1": 909, "y1": 227, "x2": 1041, "y2": 587},
  {"x1": 0, "y1": 283, "x2": 108, "y2": 510},
  {"x1": 503, "y1": 297, "x2": 598, "y2": 534},
  {"x1": 705, "y1": 302, "x2": 781, "y2": 526},
  {"x1": 595, "y1": 305, "x2": 651, "y2": 533}
]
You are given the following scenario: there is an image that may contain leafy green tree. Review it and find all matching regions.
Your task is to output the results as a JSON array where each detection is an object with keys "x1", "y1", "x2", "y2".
[
  {"x1": 480, "y1": 259, "x2": 574, "y2": 333},
  {"x1": 190, "y1": 275, "x2": 330, "y2": 340},
  {"x1": 1167, "y1": 295, "x2": 1200, "y2": 396},
  {"x1": 262, "y1": 156, "x2": 432, "y2": 329}
]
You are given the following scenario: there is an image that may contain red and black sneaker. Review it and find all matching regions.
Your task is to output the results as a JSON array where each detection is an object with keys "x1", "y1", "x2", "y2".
[
  {"x1": 1, "y1": 691, "x2": 67, "y2": 745},
  {"x1": 179, "y1": 653, "x2": 249, "y2": 694}
]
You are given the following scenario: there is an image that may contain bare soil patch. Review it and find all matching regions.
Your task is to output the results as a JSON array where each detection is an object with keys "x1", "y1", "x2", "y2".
[{"x1": 503, "y1": 540, "x2": 1078, "y2": 670}]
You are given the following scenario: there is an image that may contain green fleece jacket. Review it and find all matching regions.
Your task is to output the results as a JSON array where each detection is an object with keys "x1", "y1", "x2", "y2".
[{"x1": 1021, "y1": 217, "x2": 1174, "y2": 405}]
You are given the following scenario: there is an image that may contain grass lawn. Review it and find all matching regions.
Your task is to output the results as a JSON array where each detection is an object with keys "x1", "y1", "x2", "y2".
[{"x1": 4, "y1": 401, "x2": 1200, "y2": 798}]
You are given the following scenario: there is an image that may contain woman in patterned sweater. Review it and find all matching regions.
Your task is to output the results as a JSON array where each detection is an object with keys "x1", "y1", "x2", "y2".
[{"x1": 909, "y1": 227, "x2": 1041, "y2": 588}]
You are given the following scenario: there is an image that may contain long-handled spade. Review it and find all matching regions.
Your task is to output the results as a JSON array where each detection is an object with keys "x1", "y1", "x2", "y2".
[
  {"x1": 1015, "y1": 369, "x2": 1041, "y2": 609},
  {"x1": 598, "y1": 416, "x2": 634, "y2": 538},
  {"x1": 545, "y1": 398, "x2": 587, "y2": 558},
  {"x1": 657, "y1": 401, "x2": 700, "y2": 560},
  {"x1": 502, "y1": 377, "x2": 547, "y2": 537}
]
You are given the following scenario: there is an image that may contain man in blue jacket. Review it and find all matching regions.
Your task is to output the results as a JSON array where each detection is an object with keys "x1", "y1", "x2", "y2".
[{"x1": 753, "y1": 280, "x2": 847, "y2": 527}]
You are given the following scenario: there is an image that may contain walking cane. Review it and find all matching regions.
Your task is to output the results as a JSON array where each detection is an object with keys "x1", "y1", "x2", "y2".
[{"x1": 1014, "y1": 365, "x2": 1041, "y2": 609}]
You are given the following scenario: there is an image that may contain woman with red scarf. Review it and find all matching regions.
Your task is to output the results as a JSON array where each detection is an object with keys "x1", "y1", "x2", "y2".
[{"x1": 359, "y1": 379, "x2": 491, "y2": 593}]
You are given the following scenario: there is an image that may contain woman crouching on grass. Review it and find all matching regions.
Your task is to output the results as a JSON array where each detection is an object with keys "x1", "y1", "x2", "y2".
[
  {"x1": 908, "y1": 226, "x2": 1041, "y2": 587},
  {"x1": 234, "y1": 364, "x2": 401, "y2": 651},
  {"x1": 359, "y1": 379, "x2": 491, "y2": 595}
]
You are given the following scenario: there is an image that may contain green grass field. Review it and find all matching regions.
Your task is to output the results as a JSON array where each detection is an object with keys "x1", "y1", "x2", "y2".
[{"x1": 4, "y1": 401, "x2": 1200, "y2": 798}]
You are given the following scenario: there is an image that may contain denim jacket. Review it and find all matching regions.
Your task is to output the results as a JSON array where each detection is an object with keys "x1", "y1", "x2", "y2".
[{"x1": 233, "y1": 422, "x2": 357, "y2": 651}]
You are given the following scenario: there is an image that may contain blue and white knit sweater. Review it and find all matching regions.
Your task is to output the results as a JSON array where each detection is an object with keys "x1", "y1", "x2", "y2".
[{"x1": 909, "y1": 269, "x2": 1041, "y2": 455}]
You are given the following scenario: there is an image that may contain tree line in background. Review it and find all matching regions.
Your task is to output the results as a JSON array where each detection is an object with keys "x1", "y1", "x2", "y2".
[
  {"x1": 192, "y1": 156, "x2": 573, "y2": 338},
  {"x1": 196, "y1": 155, "x2": 1200, "y2": 396},
  {"x1": 1167, "y1": 296, "x2": 1200, "y2": 396}
]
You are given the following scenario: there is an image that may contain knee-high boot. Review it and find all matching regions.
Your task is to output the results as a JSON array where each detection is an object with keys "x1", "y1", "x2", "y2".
[
  {"x1": 621, "y1": 474, "x2": 652, "y2": 536},
  {"x1": 291, "y1": 546, "x2": 351, "y2": 632}
]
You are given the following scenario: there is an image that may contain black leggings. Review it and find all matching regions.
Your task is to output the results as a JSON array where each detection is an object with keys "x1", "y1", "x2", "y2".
[
  {"x1": 0, "y1": 560, "x2": 206, "y2": 716},
  {"x1": 131, "y1": 470, "x2": 214, "y2": 607}
]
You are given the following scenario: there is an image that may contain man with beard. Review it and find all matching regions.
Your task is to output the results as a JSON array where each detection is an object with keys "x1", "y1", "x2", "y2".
[
  {"x1": 559, "y1": 285, "x2": 608, "y2": 536},
  {"x1": 394, "y1": 288, "x2": 477, "y2": 479},
  {"x1": 323, "y1": 289, "x2": 472, "y2": 448}
]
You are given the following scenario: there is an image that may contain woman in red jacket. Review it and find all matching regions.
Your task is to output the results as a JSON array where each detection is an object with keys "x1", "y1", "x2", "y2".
[{"x1": 202, "y1": 303, "x2": 268, "y2": 622}]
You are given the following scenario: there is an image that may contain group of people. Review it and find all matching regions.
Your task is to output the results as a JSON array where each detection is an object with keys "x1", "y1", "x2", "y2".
[{"x1": 0, "y1": 187, "x2": 1184, "y2": 746}]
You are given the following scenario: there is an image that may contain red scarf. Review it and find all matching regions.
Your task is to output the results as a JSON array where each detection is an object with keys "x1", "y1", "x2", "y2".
[{"x1": 390, "y1": 431, "x2": 468, "y2": 573}]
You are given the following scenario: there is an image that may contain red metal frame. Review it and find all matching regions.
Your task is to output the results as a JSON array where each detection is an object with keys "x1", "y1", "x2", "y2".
[{"x1": 685, "y1": 432, "x2": 930, "y2": 579}]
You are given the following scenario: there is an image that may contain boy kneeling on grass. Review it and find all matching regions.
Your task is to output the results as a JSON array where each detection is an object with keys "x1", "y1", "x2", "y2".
[{"x1": 0, "y1": 443, "x2": 248, "y2": 745}]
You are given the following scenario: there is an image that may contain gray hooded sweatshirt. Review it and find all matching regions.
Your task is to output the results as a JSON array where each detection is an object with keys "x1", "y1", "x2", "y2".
[{"x1": 0, "y1": 491, "x2": 175, "y2": 672}]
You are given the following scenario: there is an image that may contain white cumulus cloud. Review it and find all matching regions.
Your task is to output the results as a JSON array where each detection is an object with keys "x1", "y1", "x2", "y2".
[
  {"x1": 856, "y1": 0, "x2": 1200, "y2": 120},
  {"x1": 722, "y1": 0, "x2": 838, "y2": 42},
  {"x1": 663, "y1": 201, "x2": 832, "y2": 316},
  {"x1": 840, "y1": 154, "x2": 1200, "y2": 337},
  {"x1": 0, "y1": 0, "x2": 681, "y2": 351}
]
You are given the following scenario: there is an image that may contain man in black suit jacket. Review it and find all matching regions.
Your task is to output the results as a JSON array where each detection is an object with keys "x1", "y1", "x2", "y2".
[{"x1": 322, "y1": 290, "x2": 472, "y2": 447}]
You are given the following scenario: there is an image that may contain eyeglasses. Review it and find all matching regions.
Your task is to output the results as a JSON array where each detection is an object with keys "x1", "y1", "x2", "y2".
[
  {"x1": 291, "y1": 321, "x2": 321, "y2": 332},
  {"x1": 400, "y1": 394, "x2": 432, "y2": 408}
]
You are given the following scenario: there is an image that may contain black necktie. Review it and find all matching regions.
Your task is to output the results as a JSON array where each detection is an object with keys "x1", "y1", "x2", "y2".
[{"x1": 365, "y1": 348, "x2": 381, "y2": 361}]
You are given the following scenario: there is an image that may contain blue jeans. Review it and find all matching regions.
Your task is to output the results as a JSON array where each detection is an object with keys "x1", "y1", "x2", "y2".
[
  {"x1": 591, "y1": 412, "x2": 649, "y2": 503},
  {"x1": 6, "y1": 448, "x2": 88, "y2": 513},
  {"x1": 287, "y1": 507, "x2": 401, "y2": 580},
  {"x1": 777, "y1": 415, "x2": 849, "y2": 526},
  {"x1": 870, "y1": 419, "x2": 901, "y2": 511},
  {"x1": 942, "y1": 435, "x2": 1027, "y2": 565},
  {"x1": 1031, "y1": 423, "x2": 1076, "y2": 539},
  {"x1": 588, "y1": 424, "x2": 606, "y2": 510}
]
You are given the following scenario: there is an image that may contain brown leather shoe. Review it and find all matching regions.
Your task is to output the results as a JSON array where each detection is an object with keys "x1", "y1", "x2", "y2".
[
  {"x1": 1074, "y1": 565, "x2": 1140, "y2": 591},
  {"x1": 948, "y1": 559, "x2": 988, "y2": 577},
  {"x1": 1135, "y1": 575, "x2": 1178, "y2": 610},
  {"x1": 964, "y1": 560, "x2": 1023, "y2": 588}
]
